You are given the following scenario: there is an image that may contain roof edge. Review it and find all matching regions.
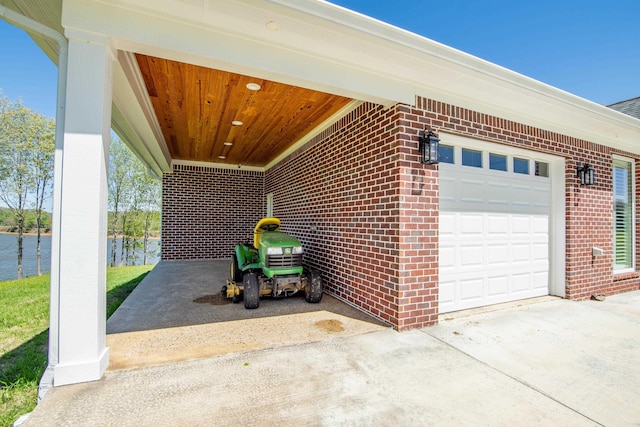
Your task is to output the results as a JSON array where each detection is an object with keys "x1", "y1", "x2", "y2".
[{"x1": 270, "y1": 0, "x2": 640, "y2": 143}]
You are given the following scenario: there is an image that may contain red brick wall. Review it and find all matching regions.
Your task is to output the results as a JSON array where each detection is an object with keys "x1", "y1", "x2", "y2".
[
  {"x1": 264, "y1": 103, "x2": 441, "y2": 330},
  {"x1": 162, "y1": 164, "x2": 264, "y2": 260},
  {"x1": 266, "y1": 103, "x2": 409, "y2": 328},
  {"x1": 395, "y1": 105, "x2": 439, "y2": 329}
]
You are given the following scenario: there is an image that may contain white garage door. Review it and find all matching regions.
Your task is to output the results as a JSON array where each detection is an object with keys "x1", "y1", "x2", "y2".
[{"x1": 438, "y1": 140, "x2": 551, "y2": 314}]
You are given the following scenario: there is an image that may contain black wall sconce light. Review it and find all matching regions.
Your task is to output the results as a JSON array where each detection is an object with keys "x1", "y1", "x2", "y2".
[
  {"x1": 576, "y1": 163, "x2": 595, "y2": 185},
  {"x1": 419, "y1": 130, "x2": 439, "y2": 164}
]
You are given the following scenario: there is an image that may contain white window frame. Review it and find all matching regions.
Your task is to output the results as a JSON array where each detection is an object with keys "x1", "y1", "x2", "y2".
[
  {"x1": 612, "y1": 155, "x2": 636, "y2": 273},
  {"x1": 266, "y1": 193, "x2": 274, "y2": 217}
]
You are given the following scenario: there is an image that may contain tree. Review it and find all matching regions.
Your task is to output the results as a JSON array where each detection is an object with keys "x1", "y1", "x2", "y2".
[
  {"x1": 108, "y1": 137, "x2": 135, "y2": 267},
  {"x1": 31, "y1": 115, "x2": 55, "y2": 275},
  {"x1": 108, "y1": 136, "x2": 161, "y2": 266},
  {"x1": 133, "y1": 163, "x2": 161, "y2": 265},
  {"x1": 0, "y1": 96, "x2": 53, "y2": 279}
]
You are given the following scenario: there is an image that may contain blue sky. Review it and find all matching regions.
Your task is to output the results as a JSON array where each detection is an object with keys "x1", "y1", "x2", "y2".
[
  {"x1": 0, "y1": 20, "x2": 57, "y2": 118},
  {"x1": 0, "y1": 0, "x2": 639, "y2": 119}
]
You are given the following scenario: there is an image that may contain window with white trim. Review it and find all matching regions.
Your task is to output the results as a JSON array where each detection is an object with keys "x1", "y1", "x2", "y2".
[
  {"x1": 613, "y1": 158, "x2": 635, "y2": 271},
  {"x1": 266, "y1": 193, "x2": 274, "y2": 217}
]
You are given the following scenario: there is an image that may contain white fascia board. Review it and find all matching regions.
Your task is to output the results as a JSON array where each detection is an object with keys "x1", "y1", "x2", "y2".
[
  {"x1": 110, "y1": 51, "x2": 172, "y2": 175},
  {"x1": 4, "y1": 0, "x2": 64, "y2": 63},
  {"x1": 411, "y1": 60, "x2": 640, "y2": 150},
  {"x1": 110, "y1": 107, "x2": 165, "y2": 178}
]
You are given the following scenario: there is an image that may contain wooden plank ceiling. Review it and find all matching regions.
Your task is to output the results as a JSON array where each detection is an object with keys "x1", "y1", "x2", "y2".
[{"x1": 135, "y1": 54, "x2": 353, "y2": 167}]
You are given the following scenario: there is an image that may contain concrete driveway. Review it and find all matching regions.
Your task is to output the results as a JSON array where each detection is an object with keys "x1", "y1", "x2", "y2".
[{"x1": 23, "y1": 291, "x2": 640, "y2": 426}]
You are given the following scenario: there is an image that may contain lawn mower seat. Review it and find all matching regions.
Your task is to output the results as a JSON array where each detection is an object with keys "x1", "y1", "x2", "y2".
[{"x1": 254, "y1": 217, "x2": 281, "y2": 249}]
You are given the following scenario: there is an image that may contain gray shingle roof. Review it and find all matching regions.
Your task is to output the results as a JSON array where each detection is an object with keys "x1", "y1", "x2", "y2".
[{"x1": 608, "y1": 97, "x2": 640, "y2": 119}]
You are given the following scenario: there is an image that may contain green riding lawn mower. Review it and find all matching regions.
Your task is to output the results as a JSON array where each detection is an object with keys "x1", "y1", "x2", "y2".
[{"x1": 223, "y1": 217, "x2": 323, "y2": 309}]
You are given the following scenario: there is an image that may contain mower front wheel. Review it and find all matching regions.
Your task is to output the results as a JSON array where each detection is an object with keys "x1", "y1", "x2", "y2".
[
  {"x1": 305, "y1": 270, "x2": 323, "y2": 303},
  {"x1": 243, "y1": 273, "x2": 260, "y2": 309}
]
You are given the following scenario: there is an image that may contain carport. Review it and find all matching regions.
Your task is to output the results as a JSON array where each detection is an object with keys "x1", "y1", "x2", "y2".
[
  {"x1": 4, "y1": 0, "x2": 639, "y2": 390},
  {"x1": 105, "y1": 260, "x2": 387, "y2": 370}
]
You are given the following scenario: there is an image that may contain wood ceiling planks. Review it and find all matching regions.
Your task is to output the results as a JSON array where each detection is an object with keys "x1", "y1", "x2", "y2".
[{"x1": 135, "y1": 54, "x2": 353, "y2": 167}]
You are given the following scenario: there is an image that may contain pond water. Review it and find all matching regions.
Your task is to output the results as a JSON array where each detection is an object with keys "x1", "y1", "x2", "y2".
[{"x1": 0, "y1": 233, "x2": 161, "y2": 282}]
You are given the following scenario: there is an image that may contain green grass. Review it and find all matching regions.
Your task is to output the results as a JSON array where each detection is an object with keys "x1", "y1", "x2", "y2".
[
  {"x1": 0, "y1": 265, "x2": 154, "y2": 427},
  {"x1": 106, "y1": 265, "x2": 154, "y2": 318}
]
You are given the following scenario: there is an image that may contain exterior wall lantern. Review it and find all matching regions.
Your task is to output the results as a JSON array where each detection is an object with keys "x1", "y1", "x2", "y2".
[
  {"x1": 419, "y1": 130, "x2": 439, "y2": 164},
  {"x1": 576, "y1": 163, "x2": 595, "y2": 185}
]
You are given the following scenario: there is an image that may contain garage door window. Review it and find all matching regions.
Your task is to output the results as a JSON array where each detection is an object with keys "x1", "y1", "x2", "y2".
[
  {"x1": 439, "y1": 145, "x2": 454, "y2": 164},
  {"x1": 535, "y1": 161, "x2": 549, "y2": 177},
  {"x1": 489, "y1": 153, "x2": 507, "y2": 171},
  {"x1": 613, "y1": 158, "x2": 634, "y2": 272},
  {"x1": 513, "y1": 158, "x2": 529, "y2": 174},
  {"x1": 462, "y1": 148, "x2": 482, "y2": 167}
]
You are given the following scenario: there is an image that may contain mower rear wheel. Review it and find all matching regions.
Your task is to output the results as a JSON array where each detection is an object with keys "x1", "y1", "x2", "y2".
[
  {"x1": 243, "y1": 273, "x2": 260, "y2": 309},
  {"x1": 305, "y1": 270, "x2": 323, "y2": 303},
  {"x1": 230, "y1": 254, "x2": 242, "y2": 282}
]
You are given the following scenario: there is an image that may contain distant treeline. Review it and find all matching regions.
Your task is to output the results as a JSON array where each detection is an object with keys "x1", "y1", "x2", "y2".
[
  {"x1": 109, "y1": 210, "x2": 161, "y2": 238},
  {"x1": 0, "y1": 207, "x2": 161, "y2": 236},
  {"x1": 0, "y1": 207, "x2": 51, "y2": 233}
]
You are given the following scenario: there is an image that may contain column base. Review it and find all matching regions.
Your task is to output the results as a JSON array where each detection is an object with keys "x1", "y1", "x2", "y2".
[{"x1": 53, "y1": 347, "x2": 110, "y2": 386}]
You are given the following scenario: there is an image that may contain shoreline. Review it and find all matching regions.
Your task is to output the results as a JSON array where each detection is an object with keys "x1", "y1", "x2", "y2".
[
  {"x1": 0, "y1": 231, "x2": 51, "y2": 236},
  {"x1": 0, "y1": 231, "x2": 161, "y2": 239}
]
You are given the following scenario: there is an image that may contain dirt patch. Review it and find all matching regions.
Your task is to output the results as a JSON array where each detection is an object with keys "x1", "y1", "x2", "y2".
[
  {"x1": 315, "y1": 319, "x2": 345, "y2": 333},
  {"x1": 193, "y1": 294, "x2": 231, "y2": 305}
]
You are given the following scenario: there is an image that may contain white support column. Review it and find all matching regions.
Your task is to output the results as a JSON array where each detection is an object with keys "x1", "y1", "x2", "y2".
[{"x1": 51, "y1": 30, "x2": 114, "y2": 386}]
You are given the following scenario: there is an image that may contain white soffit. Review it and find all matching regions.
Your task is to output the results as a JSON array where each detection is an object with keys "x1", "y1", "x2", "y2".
[
  {"x1": 112, "y1": 51, "x2": 172, "y2": 175},
  {"x1": 2, "y1": 0, "x2": 63, "y2": 63},
  {"x1": 60, "y1": 0, "x2": 640, "y2": 154}
]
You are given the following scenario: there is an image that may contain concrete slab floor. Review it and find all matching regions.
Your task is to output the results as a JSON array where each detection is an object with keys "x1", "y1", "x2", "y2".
[
  {"x1": 427, "y1": 290, "x2": 640, "y2": 426},
  {"x1": 22, "y1": 290, "x2": 640, "y2": 426},
  {"x1": 105, "y1": 260, "x2": 388, "y2": 370},
  {"x1": 106, "y1": 260, "x2": 386, "y2": 334}
]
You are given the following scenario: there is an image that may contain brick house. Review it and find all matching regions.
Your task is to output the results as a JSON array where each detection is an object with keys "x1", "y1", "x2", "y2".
[{"x1": 3, "y1": 0, "x2": 639, "y2": 387}]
